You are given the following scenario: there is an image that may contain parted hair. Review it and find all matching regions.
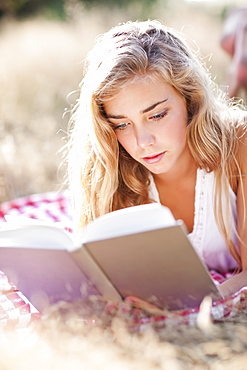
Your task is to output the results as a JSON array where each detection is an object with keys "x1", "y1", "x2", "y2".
[{"x1": 67, "y1": 20, "x2": 246, "y2": 265}]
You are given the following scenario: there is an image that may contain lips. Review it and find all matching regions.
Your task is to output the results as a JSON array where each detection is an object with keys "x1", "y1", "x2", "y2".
[{"x1": 143, "y1": 152, "x2": 165, "y2": 164}]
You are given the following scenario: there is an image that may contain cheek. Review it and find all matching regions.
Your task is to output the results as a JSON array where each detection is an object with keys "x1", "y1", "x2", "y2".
[
  {"x1": 116, "y1": 133, "x2": 131, "y2": 151},
  {"x1": 174, "y1": 126, "x2": 187, "y2": 146},
  {"x1": 163, "y1": 121, "x2": 187, "y2": 149},
  {"x1": 116, "y1": 139, "x2": 127, "y2": 156},
  {"x1": 172, "y1": 112, "x2": 188, "y2": 141}
]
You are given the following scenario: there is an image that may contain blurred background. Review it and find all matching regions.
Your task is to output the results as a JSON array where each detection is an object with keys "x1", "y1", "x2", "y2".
[{"x1": 0, "y1": 0, "x2": 246, "y2": 202}]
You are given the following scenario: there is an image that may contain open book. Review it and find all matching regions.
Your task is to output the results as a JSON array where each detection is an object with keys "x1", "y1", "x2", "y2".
[{"x1": 0, "y1": 203, "x2": 222, "y2": 312}]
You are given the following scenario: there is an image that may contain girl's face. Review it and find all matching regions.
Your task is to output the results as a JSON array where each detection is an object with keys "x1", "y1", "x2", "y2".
[{"x1": 104, "y1": 76, "x2": 190, "y2": 177}]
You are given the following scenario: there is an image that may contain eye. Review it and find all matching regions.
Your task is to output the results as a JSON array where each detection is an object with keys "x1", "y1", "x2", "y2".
[
  {"x1": 113, "y1": 122, "x2": 129, "y2": 131},
  {"x1": 150, "y1": 109, "x2": 168, "y2": 121}
]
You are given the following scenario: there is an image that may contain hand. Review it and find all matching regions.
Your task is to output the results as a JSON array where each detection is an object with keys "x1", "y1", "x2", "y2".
[
  {"x1": 218, "y1": 270, "x2": 247, "y2": 298},
  {"x1": 125, "y1": 296, "x2": 164, "y2": 314}
]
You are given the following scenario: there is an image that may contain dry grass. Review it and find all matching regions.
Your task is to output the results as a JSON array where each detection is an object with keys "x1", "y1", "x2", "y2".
[{"x1": 0, "y1": 296, "x2": 247, "y2": 369}]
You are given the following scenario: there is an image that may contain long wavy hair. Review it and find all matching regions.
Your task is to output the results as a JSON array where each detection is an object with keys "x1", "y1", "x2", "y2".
[{"x1": 67, "y1": 20, "x2": 246, "y2": 265}]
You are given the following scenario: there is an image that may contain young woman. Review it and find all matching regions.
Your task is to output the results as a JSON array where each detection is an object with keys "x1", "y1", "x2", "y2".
[{"x1": 67, "y1": 20, "x2": 247, "y2": 298}]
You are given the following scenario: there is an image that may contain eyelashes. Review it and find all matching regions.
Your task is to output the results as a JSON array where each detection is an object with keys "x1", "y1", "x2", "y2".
[
  {"x1": 111, "y1": 109, "x2": 168, "y2": 131},
  {"x1": 113, "y1": 123, "x2": 129, "y2": 131},
  {"x1": 150, "y1": 109, "x2": 168, "y2": 121}
]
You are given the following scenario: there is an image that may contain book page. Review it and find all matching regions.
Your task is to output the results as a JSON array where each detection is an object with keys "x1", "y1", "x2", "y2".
[
  {"x1": 0, "y1": 203, "x2": 177, "y2": 252},
  {"x1": 0, "y1": 224, "x2": 74, "y2": 250},
  {"x1": 73, "y1": 203, "x2": 177, "y2": 249}
]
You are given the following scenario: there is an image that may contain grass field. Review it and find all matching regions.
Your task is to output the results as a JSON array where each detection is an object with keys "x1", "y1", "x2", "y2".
[{"x1": 0, "y1": 295, "x2": 247, "y2": 369}]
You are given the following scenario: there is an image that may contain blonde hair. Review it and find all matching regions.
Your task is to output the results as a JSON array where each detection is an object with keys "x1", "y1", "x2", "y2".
[{"x1": 67, "y1": 20, "x2": 246, "y2": 265}]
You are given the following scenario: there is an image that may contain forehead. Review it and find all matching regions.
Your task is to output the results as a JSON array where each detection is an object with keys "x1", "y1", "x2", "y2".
[{"x1": 103, "y1": 76, "x2": 177, "y2": 114}]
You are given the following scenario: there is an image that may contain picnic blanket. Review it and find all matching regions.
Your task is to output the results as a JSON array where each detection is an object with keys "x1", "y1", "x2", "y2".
[{"x1": 0, "y1": 191, "x2": 246, "y2": 330}]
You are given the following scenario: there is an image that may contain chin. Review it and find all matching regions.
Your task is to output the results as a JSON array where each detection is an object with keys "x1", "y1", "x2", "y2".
[
  {"x1": 140, "y1": 161, "x2": 170, "y2": 175},
  {"x1": 148, "y1": 167, "x2": 169, "y2": 175}
]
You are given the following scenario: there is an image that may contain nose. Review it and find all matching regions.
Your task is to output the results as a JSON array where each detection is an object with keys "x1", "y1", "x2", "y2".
[{"x1": 135, "y1": 126, "x2": 155, "y2": 148}]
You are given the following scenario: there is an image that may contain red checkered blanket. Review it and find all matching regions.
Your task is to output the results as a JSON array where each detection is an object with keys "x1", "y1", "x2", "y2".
[{"x1": 0, "y1": 191, "x2": 246, "y2": 329}]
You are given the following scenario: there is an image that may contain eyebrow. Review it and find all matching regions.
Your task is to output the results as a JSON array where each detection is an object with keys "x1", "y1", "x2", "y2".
[
  {"x1": 142, "y1": 98, "x2": 168, "y2": 113},
  {"x1": 106, "y1": 98, "x2": 168, "y2": 119}
]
